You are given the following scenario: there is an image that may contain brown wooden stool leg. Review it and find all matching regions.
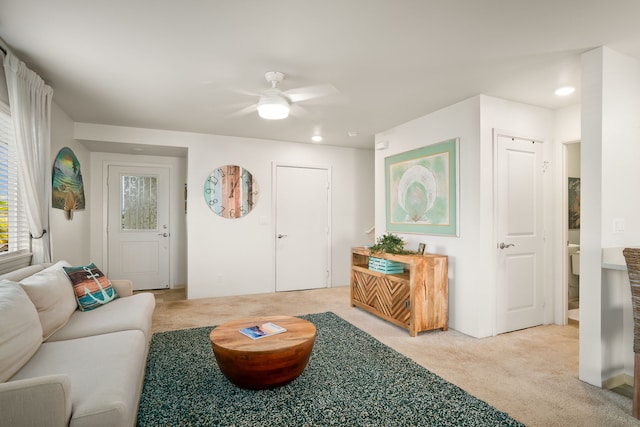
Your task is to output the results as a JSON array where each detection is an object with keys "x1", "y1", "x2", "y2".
[{"x1": 634, "y1": 353, "x2": 640, "y2": 419}]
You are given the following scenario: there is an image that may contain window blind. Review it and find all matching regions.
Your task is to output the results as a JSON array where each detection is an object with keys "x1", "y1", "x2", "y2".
[{"x1": 0, "y1": 102, "x2": 29, "y2": 254}]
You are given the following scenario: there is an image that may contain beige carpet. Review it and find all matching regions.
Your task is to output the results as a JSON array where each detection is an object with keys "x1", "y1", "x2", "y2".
[{"x1": 150, "y1": 286, "x2": 637, "y2": 426}]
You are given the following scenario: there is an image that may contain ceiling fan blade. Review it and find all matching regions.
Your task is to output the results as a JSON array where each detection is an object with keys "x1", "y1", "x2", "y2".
[
  {"x1": 289, "y1": 103, "x2": 311, "y2": 118},
  {"x1": 225, "y1": 103, "x2": 257, "y2": 118},
  {"x1": 226, "y1": 87, "x2": 261, "y2": 98},
  {"x1": 284, "y1": 83, "x2": 339, "y2": 103}
]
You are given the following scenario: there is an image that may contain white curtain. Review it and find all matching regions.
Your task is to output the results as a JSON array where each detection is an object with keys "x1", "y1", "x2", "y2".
[{"x1": 3, "y1": 51, "x2": 54, "y2": 264}]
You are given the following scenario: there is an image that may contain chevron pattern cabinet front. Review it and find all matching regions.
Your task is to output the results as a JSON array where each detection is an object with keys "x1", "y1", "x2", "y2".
[
  {"x1": 350, "y1": 247, "x2": 448, "y2": 336},
  {"x1": 352, "y1": 270, "x2": 411, "y2": 324}
]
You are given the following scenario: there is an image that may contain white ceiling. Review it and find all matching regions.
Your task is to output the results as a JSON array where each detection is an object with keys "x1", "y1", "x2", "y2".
[{"x1": 1, "y1": 0, "x2": 640, "y2": 150}]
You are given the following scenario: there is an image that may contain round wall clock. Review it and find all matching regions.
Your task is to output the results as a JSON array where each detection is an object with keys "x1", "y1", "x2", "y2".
[{"x1": 204, "y1": 165, "x2": 259, "y2": 218}]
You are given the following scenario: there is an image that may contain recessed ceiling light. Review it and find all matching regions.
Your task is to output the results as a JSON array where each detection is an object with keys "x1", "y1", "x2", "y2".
[
  {"x1": 311, "y1": 135, "x2": 323, "y2": 143},
  {"x1": 554, "y1": 86, "x2": 575, "y2": 96}
]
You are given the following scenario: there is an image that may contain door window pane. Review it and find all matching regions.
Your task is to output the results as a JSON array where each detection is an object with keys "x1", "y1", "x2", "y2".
[{"x1": 121, "y1": 175, "x2": 158, "y2": 230}]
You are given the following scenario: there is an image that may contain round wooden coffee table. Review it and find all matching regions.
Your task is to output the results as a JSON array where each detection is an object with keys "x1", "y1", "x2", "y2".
[{"x1": 209, "y1": 315, "x2": 316, "y2": 390}]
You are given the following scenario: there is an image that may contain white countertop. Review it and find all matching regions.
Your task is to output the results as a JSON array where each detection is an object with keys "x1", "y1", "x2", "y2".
[{"x1": 601, "y1": 247, "x2": 640, "y2": 270}]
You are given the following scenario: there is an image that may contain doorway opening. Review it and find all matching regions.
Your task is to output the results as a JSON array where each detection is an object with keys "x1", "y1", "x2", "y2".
[{"x1": 563, "y1": 141, "x2": 581, "y2": 324}]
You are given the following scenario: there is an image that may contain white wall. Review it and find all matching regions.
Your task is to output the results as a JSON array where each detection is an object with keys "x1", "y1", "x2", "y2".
[
  {"x1": 580, "y1": 47, "x2": 640, "y2": 387},
  {"x1": 375, "y1": 95, "x2": 555, "y2": 338},
  {"x1": 375, "y1": 96, "x2": 482, "y2": 336},
  {"x1": 76, "y1": 124, "x2": 374, "y2": 299},
  {"x1": 49, "y1": 103, "x2": 91, "y2": 265},
  {"x1": 566, "y1": 145, "x2": 581, "y2": 178},
  {"x1": 554, "y1": 104, "x2": 581, "y2": 144}
]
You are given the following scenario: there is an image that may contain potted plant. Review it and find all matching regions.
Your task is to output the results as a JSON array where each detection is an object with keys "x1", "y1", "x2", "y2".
[
  {"x1": 367, "y1": 233, "x2": 413, "y2": 273},
  {"x1": 369, "y1": 232, "x2": 413, "y2": 255}
]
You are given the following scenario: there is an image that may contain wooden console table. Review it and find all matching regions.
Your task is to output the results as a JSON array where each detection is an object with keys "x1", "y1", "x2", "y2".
[{"x1": 350, "y1": 247, "x2": 448, "y2": 336}]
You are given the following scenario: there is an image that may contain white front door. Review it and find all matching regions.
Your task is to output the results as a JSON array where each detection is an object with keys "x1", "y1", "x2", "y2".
[
  {"x1": 495, "y1": 134, "x2": 545, "y2": 334},
  {"x1": 275, "y1": 165, "x2": 330, "y2": 292},
  {"x1": 107, "y1": 165, "x2": 170, "y2": 290}
]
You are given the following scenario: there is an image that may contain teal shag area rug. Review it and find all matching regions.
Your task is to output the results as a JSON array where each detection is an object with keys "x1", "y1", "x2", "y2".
[{"x1": 138, "y1": 312, "x2": 524, "y2": 426}]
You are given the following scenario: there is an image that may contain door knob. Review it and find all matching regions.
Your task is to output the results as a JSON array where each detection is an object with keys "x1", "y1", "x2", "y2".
[
  {"x1": 277, "y1": 234, "x2": 288, "y2": 239},
  {"x1": 498, "y1": 242, "x2": 514, "y2": 249},
  {"x1": 158, "y1": 232, "x2": 168, "y2": 237}
]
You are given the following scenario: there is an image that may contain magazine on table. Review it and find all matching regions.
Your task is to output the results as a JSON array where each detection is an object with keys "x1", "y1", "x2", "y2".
[{"x1": 239, "y1": 322, "x2": 287, "y2": 339}]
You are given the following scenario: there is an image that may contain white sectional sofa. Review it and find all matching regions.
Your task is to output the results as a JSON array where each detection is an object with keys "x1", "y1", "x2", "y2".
[{"x1": 0, "y1": 261, "x2": 156, "y2": 427}]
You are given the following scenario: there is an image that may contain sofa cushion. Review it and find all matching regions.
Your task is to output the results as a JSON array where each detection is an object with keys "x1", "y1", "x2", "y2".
[
  {"x1": 10, "y1": 330, "x2": 147, "y2": 427},
  {"x1": 63, "y1": 263, "x2": 119, "y2": 311},
  {"x1": 0, "y1": 264, "x2": 46, "y2": 282},
  {"x1": 47, "y1": 292, "x2": 156, "y2": 343},
  {"x1": 0, "y1": 280, "x2": 43, "y2": 382},
  {"x1": 20, "y1": 261, "x2": 78, "y2": 340}
]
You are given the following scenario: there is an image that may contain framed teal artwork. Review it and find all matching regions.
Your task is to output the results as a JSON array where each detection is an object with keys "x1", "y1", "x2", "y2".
[{"x1": 385, "y1": 138, "x2": 459, "y2": 236}]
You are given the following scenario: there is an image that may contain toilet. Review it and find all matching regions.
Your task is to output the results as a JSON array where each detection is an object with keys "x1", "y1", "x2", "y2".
[
  {"x1": 572, "y1": 251, "x2": 580, "y2": 276},
  {"x1": 568, "y1": 244, "x2": 580, "y2": 276},
  {"x1": 567, "y1": 245, "x2": 580, "y2": 321}
]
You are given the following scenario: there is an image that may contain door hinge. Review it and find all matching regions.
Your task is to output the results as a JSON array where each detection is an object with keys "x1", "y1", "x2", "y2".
[{"x1": 541, "y1": 161, "x2": 549, "y2": 174}]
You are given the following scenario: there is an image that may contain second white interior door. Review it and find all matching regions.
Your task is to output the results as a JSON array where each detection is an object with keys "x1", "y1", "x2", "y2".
[
  {"x1": 495, "y1": 134, "x2": 545, "y2": 334},
  {"x1": 275, "y1": 165, "x2": 330, "y2": 292}
]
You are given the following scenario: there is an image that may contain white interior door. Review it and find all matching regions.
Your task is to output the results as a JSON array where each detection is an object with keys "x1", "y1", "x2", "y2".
[
  {"x1": 107, "y1": 165, "x2": 170, "y2": 290},
  {"x1": 275, "y1": 165, "x2": 330, "y2": 292},
  {"x1": 496, "y1": 134, "x2": 545, "y2": 334}
]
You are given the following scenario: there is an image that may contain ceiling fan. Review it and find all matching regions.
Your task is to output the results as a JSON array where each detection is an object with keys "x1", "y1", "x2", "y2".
[{"x1": 254, "y1": 71, "x2": 339, "y2": 120}]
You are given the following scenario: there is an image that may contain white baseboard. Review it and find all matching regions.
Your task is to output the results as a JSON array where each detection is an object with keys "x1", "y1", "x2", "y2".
[{"x1": 602, "y1": 373, "x2": 633, "y2": 389}]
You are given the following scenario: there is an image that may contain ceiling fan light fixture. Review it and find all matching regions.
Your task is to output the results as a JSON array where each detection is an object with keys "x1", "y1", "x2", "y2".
[{"x1": 257, "y1": 94, "x2": 290, "y2": 120}]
